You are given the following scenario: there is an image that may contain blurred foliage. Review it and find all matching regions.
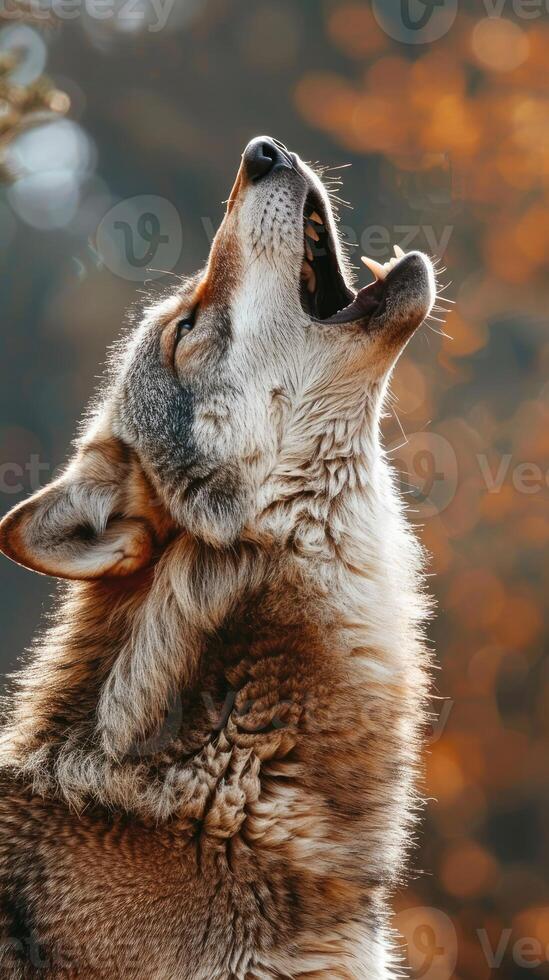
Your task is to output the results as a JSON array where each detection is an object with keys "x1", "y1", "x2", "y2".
[
  {"x1": 0, "y1": 2, "x2": 547, "y2": 978},
  {"x1": 0, "y1": 2, "x2": 69, "y2": 182}
]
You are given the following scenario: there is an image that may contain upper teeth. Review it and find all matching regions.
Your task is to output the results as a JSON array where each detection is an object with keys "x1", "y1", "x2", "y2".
[
  {"x1": 300, "y1": 221, "x2": 407, "y2": 296},
  {"x1": 302, "y1": 216, "x2": 324, "y2": 285},
  {"x1": 305, "y1": 223, "x2": 320, "y2": 242},
  {"x1": 361, "y1": 245, "x2": 406, "y2": 281}
]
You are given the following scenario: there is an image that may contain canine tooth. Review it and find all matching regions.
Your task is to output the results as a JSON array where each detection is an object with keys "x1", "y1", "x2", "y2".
[
  {"x1": 361, "y1": 256, "x2": 387, "y2": 281},
  {"x1": 305, "y1": 224, "x2": 320, "y2": 242},
  {"x1": 394, "y1": 244, "x2": 405, "y2": 259},
  {"x1": 309, "y1": 211, "x2": 323, "y2": 224}
]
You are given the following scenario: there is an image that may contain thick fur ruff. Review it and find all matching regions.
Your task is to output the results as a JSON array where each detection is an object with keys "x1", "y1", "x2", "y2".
[{"x1": 0, "y1": 138, "x2": 435, "y2": 978}]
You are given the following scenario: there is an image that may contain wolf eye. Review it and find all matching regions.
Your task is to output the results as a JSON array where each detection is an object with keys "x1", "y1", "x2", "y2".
[{"x1": 175, "y1": 310, "x2": 196, "y2": 344}]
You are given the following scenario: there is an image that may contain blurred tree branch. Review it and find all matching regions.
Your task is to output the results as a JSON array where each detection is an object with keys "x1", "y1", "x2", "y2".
[{"x1": 0, "y1": 1, "x2": 69, "y2": 182}]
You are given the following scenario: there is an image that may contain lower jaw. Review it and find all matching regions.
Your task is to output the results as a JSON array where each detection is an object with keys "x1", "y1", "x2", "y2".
[{"x1": 300, "y1": 271, "x2": 387, "y2": 327}]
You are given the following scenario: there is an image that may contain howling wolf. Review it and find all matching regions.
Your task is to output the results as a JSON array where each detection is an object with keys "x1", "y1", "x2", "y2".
[{"x1": 0, "y1": 137, "x2": 435, "y2": 979}]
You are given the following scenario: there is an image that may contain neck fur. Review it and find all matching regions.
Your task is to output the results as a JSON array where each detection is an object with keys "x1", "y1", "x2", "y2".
[{"x1": 0, "y1": 446, "x2": 429, "y2": 821}]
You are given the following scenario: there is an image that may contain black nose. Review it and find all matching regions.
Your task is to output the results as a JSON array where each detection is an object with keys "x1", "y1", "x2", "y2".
[{"x1": 243, "y1": 136, "x2": 293, "y2": 182}]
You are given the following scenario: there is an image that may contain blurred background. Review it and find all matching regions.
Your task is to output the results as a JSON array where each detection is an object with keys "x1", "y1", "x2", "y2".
[{"x1": 0, "y1": 1, "x2": 547, "y2": 977}]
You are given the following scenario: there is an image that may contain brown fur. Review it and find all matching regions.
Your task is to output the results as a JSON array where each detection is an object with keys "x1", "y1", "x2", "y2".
[
  {"x1": 0, "y1": 566, "x2": 426, "y2": 977},
  {"x1": 0, "y1": 139, "x2": 435, "y2": 978}
]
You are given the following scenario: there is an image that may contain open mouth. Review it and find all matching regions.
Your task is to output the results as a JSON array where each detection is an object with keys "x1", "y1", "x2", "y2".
[{"x1": 300, "y1": 190, "x2": 405, "y2": 328}]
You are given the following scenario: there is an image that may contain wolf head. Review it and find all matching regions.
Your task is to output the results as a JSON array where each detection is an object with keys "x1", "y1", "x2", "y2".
[{"x1": 0, "y1": 137, "x2": 435, "y2": 579}]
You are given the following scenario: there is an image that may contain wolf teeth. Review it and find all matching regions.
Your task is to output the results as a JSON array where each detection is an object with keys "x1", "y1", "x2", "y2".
[
  {"x1": 361, "y1": 250, "x2": 405, "y2": 281},
  {"x1": 305, "y1": 224, "x2": 320, "y2": 242},
  {"x1": 361, "y1": 256, "x2": 387, "y2": 280}
]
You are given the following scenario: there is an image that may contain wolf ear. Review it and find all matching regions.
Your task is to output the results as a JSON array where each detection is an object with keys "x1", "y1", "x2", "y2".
[{"x1": 0, "y1": 436, "x2": 169, "y2": 580}]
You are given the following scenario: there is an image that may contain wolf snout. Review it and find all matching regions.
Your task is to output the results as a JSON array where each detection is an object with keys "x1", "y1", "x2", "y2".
[{"x1": 243, "y1": 136, "x2": 294, "y2": 182}]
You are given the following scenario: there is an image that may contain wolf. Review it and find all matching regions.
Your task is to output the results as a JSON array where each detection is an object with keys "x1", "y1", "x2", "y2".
[{"x1": 0, "y1": 137, "x2": 435, "y2": 978}]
